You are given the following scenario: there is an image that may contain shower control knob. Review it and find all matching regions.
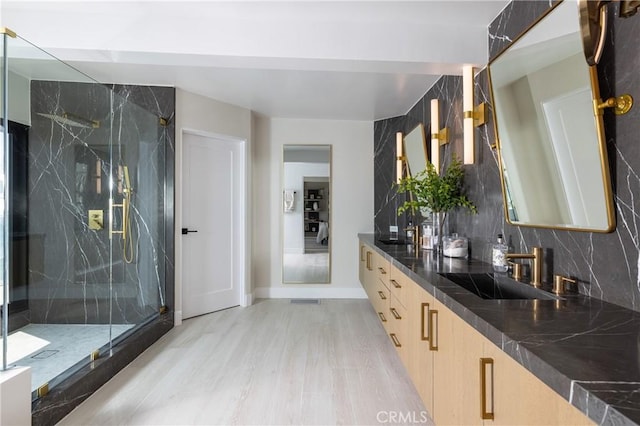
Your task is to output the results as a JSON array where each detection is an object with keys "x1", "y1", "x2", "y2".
[{"x1": 181, "y1": 228, "x2": 198, "y2": 235}]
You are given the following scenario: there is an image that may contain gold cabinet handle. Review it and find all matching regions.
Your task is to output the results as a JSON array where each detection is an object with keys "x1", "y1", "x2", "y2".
[
  {"x1": 391, "y1": 279, "x2": 401, "y2": 289},
  {"x1": 378, "y1": 312, "x2": 387, "y2": 322},
  {"x1": 360, "y1": 245, "x2": 365, "y2": 262},
  {"x1": 428, "y1": 310, "x2": 438, "y2": 351},
  {"x1": 390, "y1": 307, "x2": 402, "y2": 320},
  {"x1": 480, "y1": 358, "x2": 495, "y2": 420},
  {"x1": 421, "y1": 302, "x2": 430, "y2": 341},
  {"x1": 378, "y1": 267, "x2": 387, "y2": 275},
  {"x1": 378, "y1": 291, "x2": 387, "y2": 300},
  {"x1": 366, "y1": 252, "x2": 372, "y2": 271},
  {"x1": 390, "y1": 333, "x2": 401, "y2": 348}
]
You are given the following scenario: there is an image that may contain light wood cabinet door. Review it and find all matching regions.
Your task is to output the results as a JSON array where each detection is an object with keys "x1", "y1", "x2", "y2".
[
  {"x1": 484, "y1": 341, "x2": 594, "y2": 426},
  {"x1": 432, "y1": 297, "x2": 485, "y2": 426},
  {"x1": 406, "y1": 280, "x2": 434, "y2": 414}
]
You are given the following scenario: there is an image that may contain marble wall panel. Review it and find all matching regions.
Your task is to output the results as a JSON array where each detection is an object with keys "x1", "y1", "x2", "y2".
[
  {"x1": 27, "y1": 82, "x2": 174, "y2": 324},
  {"x1": 374, "y1": 1, "x2": 640, "y2": 311}
]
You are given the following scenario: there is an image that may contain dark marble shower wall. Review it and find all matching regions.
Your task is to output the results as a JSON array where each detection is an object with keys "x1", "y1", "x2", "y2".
[
  {"x1": 27, "y1": 82, "x2": 175, "y2": 324},
  {"x1": 374, "y1": 1, "x2": 640, "y2": 312}
]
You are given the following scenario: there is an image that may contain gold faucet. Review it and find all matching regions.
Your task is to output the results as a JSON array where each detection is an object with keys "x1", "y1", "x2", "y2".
[
  {"x1": 506, "y1": 247, "x2": 542, "y2": 288},
  {"x1": 552, "y1": 274, "x2": 577, "y2": 295}
]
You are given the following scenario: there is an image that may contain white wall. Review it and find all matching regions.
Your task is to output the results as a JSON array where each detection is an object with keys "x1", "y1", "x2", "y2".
[
  {"x1": 253, "y1": 117, "x2": 374, "y2": 299},
  {"x1": 175, "y1": 89, "x2": 253, "y2": 323},
  {"x1": 8, "y1": 71, "x2": 30, "y2": 125}
]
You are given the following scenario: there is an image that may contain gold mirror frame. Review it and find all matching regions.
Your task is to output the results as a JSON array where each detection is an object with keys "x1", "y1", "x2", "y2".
[{"x1": 488, "y1": 0, "x2": 621, "y2": 233}]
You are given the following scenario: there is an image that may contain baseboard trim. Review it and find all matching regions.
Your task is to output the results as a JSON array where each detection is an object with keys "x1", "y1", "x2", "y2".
[
  {"x1": 174, "y1": 310, "x2": 183, "y2": 326},
  {"x1": 242, "y1": 292, "x2": 254, "y2": 307},
  {"x1": 254, "y1": 287, "x2": 367, "y2": 299}
]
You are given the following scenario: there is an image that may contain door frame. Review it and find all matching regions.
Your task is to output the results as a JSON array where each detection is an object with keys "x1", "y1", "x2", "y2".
[{"x1": 175, "y1": 128, "x2": 249, "y2": 325}]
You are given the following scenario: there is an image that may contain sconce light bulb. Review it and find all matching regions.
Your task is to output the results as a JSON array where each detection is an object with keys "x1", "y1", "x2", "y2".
[
  {"x1": 430, "y1": 99, "x2": 440, "y2": 174},
  {"x1": 463, "y1": 65, "x2": 475, "y2": 165}
]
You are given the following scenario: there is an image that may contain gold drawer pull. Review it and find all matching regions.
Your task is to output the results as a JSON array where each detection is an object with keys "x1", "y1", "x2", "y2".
[
  {"x1": 429, "y1": 310, "x2": 438, "y2": 351},
  {"x1": 378, "y1": 312, "x2": 387, "y2": 322},
  {"x1": 390, "y1": 307, "x2": 402, "y2": 320},
  {"x1": 378, "y1": 291, "x2": 387, "y2": 300},
  {"x1": 391, "y1": 279, "x2": 401, "y2": 289},
  {"x1": 480, "y1": 358, "x2": 495, "y2": 420},
  {"x1": 360, "y1": 245, "x2": 365, "y2": 261},
  {"x1": 390, "y1": 333, "x2": 401, "y2": 348},
  {"x1": 366, "y1": 252, "x2": 372, "y2": 271},
  {"x1": 421, "y1": 302, "x2": 430, "y2": 341},
  {"x1": 378, "y1": 267, "x2": 387, "y2": 275}
]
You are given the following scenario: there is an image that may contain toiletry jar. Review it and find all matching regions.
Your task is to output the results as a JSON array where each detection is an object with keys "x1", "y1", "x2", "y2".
[{"x1": 442, "y1": 234, "x2": 468, "y2": 258}]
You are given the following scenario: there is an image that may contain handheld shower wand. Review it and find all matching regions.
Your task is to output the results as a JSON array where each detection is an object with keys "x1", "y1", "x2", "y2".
[
  {"x1": 122, "y1": 166, "x2": 135, "y2": 264},
  {"x1": 109, "y1": 165, "x2": 135, "y2": 263}
]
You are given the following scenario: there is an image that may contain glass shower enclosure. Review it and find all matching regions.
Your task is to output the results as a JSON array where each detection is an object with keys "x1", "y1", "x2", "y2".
[{"x1": 1, "y1": 29, "x2": 168, "y2": 401}]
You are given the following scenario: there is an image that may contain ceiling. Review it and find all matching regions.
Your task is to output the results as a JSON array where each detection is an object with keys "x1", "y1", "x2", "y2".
[{"x1": 0, "y1": 1, "x2": 510, "y2": 121}]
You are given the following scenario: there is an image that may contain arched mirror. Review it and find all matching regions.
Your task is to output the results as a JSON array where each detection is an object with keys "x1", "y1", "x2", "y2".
[
  {"x1": 282, "y1": 145, "x2": 331, "y2": 283},
  {"x1": 488, "y1": 0, "x2": 619, "y2": 232}
]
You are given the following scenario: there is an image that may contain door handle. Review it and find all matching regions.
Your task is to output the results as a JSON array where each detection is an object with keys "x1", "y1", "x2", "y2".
[{"x1": 181, "y1": 228, "x2": 198, "y2": 235}]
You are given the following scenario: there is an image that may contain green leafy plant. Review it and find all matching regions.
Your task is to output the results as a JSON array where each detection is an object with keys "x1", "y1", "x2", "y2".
[{"x1": 396, "y1": 155, "x2": 477, "y2": 236}]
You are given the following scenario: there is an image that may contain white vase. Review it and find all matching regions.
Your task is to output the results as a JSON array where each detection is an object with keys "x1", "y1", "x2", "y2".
[{"x1": 313, "y1": 201, "x2": 319, "y2": 211}]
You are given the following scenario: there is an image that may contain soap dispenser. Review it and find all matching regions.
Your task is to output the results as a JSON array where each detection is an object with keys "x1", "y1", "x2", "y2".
[
  {"x1": 492, "y1": 234, "x2": 509, "y2": 272},
  {"x1": 406, "y1": 220, "x2": 414, "y2": 240}
]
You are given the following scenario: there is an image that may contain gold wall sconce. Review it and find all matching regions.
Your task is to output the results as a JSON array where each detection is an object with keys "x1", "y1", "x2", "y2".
[
  {"x1": 463, "y1": 66, "x2": 487, "y2": 165},
  {"x1": 430, "y1": 99, "x2": 449, "y2": 174}
]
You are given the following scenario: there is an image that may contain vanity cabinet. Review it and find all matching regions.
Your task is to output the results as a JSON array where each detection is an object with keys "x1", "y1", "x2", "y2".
[{"x1": 359, "y1": 242, "x2": 594, "y2": 425}]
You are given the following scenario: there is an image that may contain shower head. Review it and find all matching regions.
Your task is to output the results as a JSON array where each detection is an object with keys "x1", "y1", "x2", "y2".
[{"x1": 37, "y1": 112, "x2": 100, "y2": 129}]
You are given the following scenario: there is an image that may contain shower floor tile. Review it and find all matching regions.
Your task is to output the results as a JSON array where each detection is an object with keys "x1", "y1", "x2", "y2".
[{"x1": 7, "y1": 324, "x2": 134, "y2": 392}]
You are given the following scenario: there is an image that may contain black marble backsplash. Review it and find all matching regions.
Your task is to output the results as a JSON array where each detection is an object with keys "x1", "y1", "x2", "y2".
[{"x1": 374, "y1": 1, "x2": 640, "y2": 312}]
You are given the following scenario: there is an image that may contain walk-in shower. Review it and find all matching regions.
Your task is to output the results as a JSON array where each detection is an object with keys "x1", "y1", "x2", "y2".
[{"x1": 1, "y1": 29, "x2": 173, "y2": 424}]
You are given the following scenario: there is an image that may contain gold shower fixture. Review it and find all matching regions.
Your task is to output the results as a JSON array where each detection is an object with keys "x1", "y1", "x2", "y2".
[
  {"x1": 37, "y1": 112, "x2": 100, "y2": 129},
  {"x1": 110, "y1": 165, "x2": 135, "y2": 263}
]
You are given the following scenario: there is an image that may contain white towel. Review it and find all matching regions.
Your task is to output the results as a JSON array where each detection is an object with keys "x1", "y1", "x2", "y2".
[
  {"x1": 316, "y1": 221, "x2": 329, "y2": 243},
  {"x1": 284, "y1": 190, "x2": 295, "y2": 212}
]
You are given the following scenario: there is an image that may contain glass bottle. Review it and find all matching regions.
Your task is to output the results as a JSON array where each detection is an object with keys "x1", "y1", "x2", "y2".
[{"x1": 492, "y1": 234, "x2": 509, "y2": 272}]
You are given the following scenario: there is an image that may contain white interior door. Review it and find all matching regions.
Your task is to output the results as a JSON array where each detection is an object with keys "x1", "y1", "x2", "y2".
[{"x1": 182, "y1": 131, "x2": 243, "y2": 319}]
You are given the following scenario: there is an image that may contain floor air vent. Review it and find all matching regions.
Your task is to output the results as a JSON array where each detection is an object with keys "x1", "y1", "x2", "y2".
[{"x1": 290, "y1": 299, "x2": 320, "y2": 304}]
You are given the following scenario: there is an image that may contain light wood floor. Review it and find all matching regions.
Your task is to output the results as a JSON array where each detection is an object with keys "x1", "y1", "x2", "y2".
[{"x1": 59, "y1": 299, "x2": 430, "y2": 425}]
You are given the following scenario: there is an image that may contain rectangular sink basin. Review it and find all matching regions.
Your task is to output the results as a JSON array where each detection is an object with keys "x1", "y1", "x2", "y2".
[{"x1": 439, "y1": 272, "x2": 558, "y2": 300}]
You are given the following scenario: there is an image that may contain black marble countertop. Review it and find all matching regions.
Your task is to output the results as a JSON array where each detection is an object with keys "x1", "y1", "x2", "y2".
[{"x1": 359, "y1": 233, "x2": 640, "y2": 426}]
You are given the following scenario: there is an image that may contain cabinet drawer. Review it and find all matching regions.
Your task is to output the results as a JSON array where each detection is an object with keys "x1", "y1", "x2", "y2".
[
  {"x1": 374, "y1": 279, "x2": 390, "y2": 323},
  {"x1": 389, "y1": 265, "x2": 410, "y2": 308},
  {"x1": 389, "y1": 292, "x2": 408, "y2": 368},
  {"x1": 373, "y1": 252, "x2": 390, "y2": 289}
]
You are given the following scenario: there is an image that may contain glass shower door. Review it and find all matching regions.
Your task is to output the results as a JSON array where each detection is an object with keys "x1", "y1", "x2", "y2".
[
  {"x1": 1, "y1": 31, "x2": 167, "y2": 395},
  {"x1": 107, "y1": 90, "x2": 165, "y2": 346}
]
